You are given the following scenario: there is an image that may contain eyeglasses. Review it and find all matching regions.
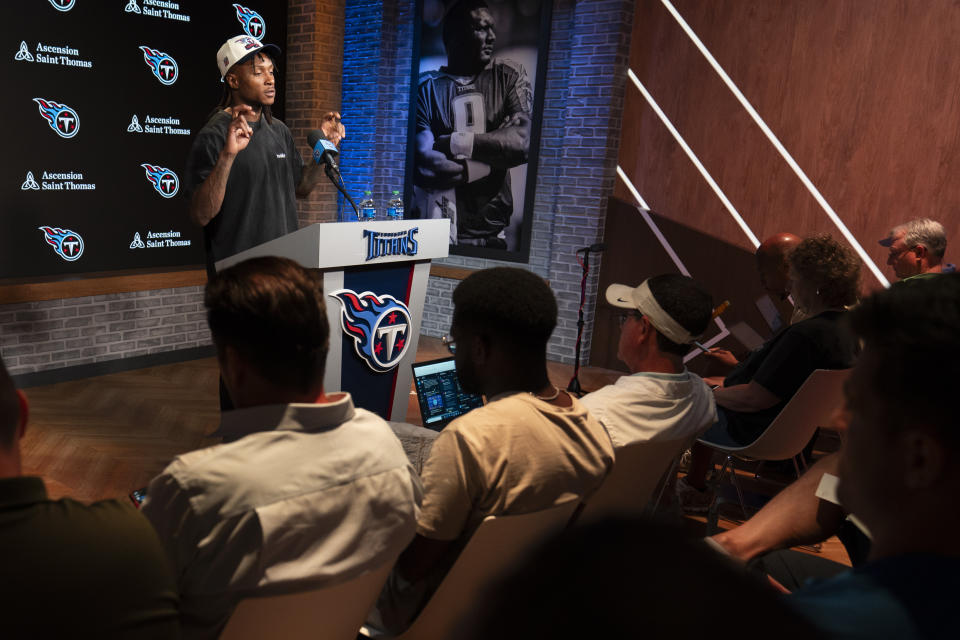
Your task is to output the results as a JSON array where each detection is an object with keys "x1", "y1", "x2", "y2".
[
  {"x1": 888, "y1": 245, "x2": 918, "y2": 260},
  {"x1": 618, "y1": 311, "x2": 643, "y2": 327},
  {"x1": 441, "y1": 334, "x2": 456, "y2": 354}
]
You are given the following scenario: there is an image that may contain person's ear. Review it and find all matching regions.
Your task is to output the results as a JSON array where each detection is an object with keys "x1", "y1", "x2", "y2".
[
  {"x1": 637, "y1": 316, "x2": 656, "y2": 344},
  {"x1": 15, "y1": 389, "x2": 29, "y2": 440},
  {"x1": 471, "y1": 331, "x2": 490, "y2": 366},
  {"x1": 901, "y1": 430, "x2": 944, "y2": 490},
  {"x1": 913, "y1": 245, "x2": 928, "y2": 260},
  {"x1": 220, "y1": 345, "x2": 245, "y2": 399},
  {"x1": 226, "y1": 70, "x2": 240, "y2": 90}
]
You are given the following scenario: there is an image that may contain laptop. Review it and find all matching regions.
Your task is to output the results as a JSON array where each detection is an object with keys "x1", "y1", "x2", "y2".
[{"x1": 411, "y1": 356, "x2": 484, "y2": 431}]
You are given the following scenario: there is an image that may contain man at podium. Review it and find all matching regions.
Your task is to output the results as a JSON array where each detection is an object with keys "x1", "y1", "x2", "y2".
[{"x1": 185, "y1": 35, "x2": 345, "y2": 273}]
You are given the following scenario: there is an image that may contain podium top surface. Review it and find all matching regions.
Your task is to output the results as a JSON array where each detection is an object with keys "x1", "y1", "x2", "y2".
[{"x1": 215, "y1": 219, "x2": 450, "y2": 271}]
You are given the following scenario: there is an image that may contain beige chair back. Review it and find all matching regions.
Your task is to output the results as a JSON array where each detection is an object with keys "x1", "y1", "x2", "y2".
[
  {"x1": 395, "y1": 500, "x2": 580, "y2": 640},
  {"x1": 220, "y1": 560, "x2": 394, "y2": 640},
  {"x1": 579, "y1": 437, "x2": 691, "y2": 521},
  {"x1": 719, "y1": 369, "x2": 851, "y2": 460}
]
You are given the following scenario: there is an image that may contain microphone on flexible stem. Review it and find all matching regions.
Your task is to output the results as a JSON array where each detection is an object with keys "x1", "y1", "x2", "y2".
[
  {"x1": 568, "y1": 242, "x2": 606, "y2": 396},
  {"x1": 307, "y1": 129, "x2": 340, "y2": 173},
  {"x1": 306, "y1": 129, "x2": 359, "y2": 218}
]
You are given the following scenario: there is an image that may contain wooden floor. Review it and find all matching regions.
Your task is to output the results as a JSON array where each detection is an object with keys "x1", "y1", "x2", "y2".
[
  {"x1": 21, "y1": 356, "x2": 222, "y2": 502},
  {"x1": 19, "y1": 335, "x2": 849, "y2": 566},
  {"x1": 21, "y1": 336, "x2": 624, "y2": 503}
]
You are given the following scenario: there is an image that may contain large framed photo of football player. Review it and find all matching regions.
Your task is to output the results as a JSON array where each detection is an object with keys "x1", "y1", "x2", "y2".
[{"x1": 406, "y1": 0, "x2": 552, "y2": 262}]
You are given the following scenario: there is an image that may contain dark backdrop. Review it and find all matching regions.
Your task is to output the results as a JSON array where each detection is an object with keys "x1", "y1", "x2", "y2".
[{"x1": 2, "y1": 1, "x2": 286, "y2": 280}]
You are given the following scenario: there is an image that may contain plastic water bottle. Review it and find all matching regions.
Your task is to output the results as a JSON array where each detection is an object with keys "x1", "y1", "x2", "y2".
[
  {"x1": 386, "y1": 190, "x2": 404, "y2": 221},
  {"x1": 359, "y1": 190, "x2": 376, "y2": 221}
]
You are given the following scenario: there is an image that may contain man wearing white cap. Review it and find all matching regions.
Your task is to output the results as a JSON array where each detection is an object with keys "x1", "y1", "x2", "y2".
[
  {"x1": 184, "y1": 35, "x2": 344, "y2": 273},
  {"x1": 581, "y1": 274, "x2": 717, "y2": 448}
]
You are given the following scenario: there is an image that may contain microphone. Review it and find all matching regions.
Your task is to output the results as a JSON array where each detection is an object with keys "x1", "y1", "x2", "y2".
[
  {"x1": 576, "y1": 243, "x2": 606, "y2": 253},
  {"x1": 307, "y1": 128, "x2": 359, "y2": 219},
  {"x1": 307, "y1": 129, "x2": 340, "y2": 173}
]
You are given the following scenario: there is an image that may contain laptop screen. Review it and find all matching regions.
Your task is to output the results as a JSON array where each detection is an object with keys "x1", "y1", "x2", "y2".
[{"x1": 411, "y1": 357, "x2": 484, "y2": 431}]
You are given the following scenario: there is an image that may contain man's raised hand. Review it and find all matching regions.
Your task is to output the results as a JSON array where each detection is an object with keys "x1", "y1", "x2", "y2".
[
  {"x1": 321, "y1": 111, "x2": 346, "y2": 147},
  {"x1": 224, "y1": 105, "x2": 255, "y2": 155}
]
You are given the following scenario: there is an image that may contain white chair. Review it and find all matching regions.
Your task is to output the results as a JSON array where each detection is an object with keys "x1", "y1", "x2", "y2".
[
  {"x1": 364, "y1": 499, "x2": 580, "y2": 640},
  {"x1": 220, "y1": 560, "x2": 395, "y2": 640},
  {"x1": 699, "y1": 368, "x2": 852, "y2": 521},
  {"x1": 579, "y1": 436, "x2": 692, "y2": 522}
]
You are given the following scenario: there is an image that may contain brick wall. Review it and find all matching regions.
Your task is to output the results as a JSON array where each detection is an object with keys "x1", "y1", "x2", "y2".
[
  {"x1": 346, "y1": 0, "x2": 635, "y2": 363},
  {"x1": 0, "y1": 288, "x2": 212, "y2": 375},
  {"x1": 288, "y1": 0, "x2": 345, "y2": 225},
  {"x1": 339, "y1": 0, "x2": 416, "y2": 215},
  {"x1": 544, "y1": 0, "x2": 634, "y2": 363},
  {"x1": 0, "y1": 1, "x2": 344, "y2": 378}
]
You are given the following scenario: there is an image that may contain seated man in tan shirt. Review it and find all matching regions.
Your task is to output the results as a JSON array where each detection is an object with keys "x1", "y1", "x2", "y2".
[{"x1": 369, "y1": 266, "x2": 615, "y2": 633}]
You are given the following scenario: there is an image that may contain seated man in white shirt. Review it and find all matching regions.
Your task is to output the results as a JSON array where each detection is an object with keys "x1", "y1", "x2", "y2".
[
  {"x1": 581, "y1": 274, "x2": 717, "y2": 448},
  {"x1": 141, "y1": 256, "x2": 422, "y2": 639}
]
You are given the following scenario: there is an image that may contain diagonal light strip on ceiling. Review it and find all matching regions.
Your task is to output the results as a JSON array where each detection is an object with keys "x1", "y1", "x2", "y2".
[
  {"x1": 659, "y1": 0, "x2": 889, "y2": 287},
  {"x1": 626, "y1": 68, "x2": 761, "y2": 248},
  {"x1": 615, "y1": 165, "x2": 730, "y2": 362}
]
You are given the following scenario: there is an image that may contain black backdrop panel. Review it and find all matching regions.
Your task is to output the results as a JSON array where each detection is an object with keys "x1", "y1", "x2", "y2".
[{"x1": 2, "y1": 1, "x2": 287, "y2": 279}]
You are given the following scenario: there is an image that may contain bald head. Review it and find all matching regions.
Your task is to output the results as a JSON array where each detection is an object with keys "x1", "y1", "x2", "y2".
[{"x1": 756, "y1": 233, "x2": 803, "y2": 299}]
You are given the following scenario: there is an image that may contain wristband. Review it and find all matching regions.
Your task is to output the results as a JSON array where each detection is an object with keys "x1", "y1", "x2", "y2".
[{"x1": 450, "y1": 131, "x2": 475, "y2": 159}]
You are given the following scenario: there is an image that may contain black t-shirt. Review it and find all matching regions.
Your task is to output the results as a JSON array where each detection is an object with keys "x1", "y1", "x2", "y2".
[
  {"x1": 722, "y1": 310, "x2": 858, "y2": 444},
  {"x1": 184, "y1": 110, "x2": 302, "y2": 269}
]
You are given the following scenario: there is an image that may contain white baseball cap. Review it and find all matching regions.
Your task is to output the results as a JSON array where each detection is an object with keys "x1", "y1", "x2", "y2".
[
  {"x1": 606, "y1": 280, "x2": 701, "y2": 345},
  {"x1": 216, "y1": 35, "x2": 281, "y2": 79}
]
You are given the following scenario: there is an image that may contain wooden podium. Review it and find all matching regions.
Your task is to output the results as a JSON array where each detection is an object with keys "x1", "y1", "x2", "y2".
[{"x1": 216, "y1": 219, "x2": 450, "y2": 421}]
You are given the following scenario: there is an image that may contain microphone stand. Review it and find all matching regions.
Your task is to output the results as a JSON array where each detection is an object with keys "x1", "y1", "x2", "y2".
[
  {"x1": 567, "y1": 247, "x2": 593, "y2": 397},
  {"x1": 324, "y1": 164, "x2": 360, "y2": 221}
]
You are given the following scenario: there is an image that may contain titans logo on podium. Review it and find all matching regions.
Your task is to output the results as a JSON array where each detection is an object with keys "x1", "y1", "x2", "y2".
[
  {"x1": 141, "y1": 164, "x2": 179, "y2": 198},
  {"x1": 139, "y1": 46, "x2": 178, "y2": 85},
  {"x1": 330, "y1": 289, "x2": 412, "y2": 373},
  {"x1": 233, "y1": 4, "x2": 266, "y2": 39},
  {"x1": 33, "y1": 98, "x2": 79, "y2": 138},
  {"x1": 363, "y1": 228, "x2": 419, "y2": 262}
]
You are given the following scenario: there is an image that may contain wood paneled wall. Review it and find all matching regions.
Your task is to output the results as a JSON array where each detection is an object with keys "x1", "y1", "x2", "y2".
[{"x1": 592, "y1": 0, "x2": 960, "y2": 370}]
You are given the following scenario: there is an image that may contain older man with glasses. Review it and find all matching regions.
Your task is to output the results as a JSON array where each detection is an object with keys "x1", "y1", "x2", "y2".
[{"x1": 880, "y1": 217, "x2": 952, "y2": 282}]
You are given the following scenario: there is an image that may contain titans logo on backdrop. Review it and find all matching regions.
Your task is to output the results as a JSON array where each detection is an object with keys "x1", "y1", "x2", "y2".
[
  {"x1": 330, "y1": 289, "x2": 412, "y2": 373},
  {"x1": 233, "y1": 4, "x2": 266, "y2": 39},
  {"x1": 139, "y1": 46, "x2": 178, "y2": 85},
  {"x1": 38, "y1": 226, "x2": 84, "y2": 261},
  {"x1": 33, "y1": 98, "x2": 79, "y2": 138},
  {"x1": 48, "y1": 0, "x2": 74, "y2": 11},
  {"x1": 141, "y1": 164, "x2": 179, "y2": 198}
]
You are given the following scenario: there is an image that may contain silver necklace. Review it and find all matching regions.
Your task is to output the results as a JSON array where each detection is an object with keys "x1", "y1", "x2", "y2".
[{"x1": 532, "y1": 386, "x2": 561, "y2": 401}]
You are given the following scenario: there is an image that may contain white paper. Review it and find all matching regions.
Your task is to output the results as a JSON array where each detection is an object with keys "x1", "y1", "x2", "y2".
[
  {"x1": 755, "y1": 294, "x2": 783, "y2": 332},
  {"x1": 815, "y1": 472, "x2": 872, "y2": 539}
]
